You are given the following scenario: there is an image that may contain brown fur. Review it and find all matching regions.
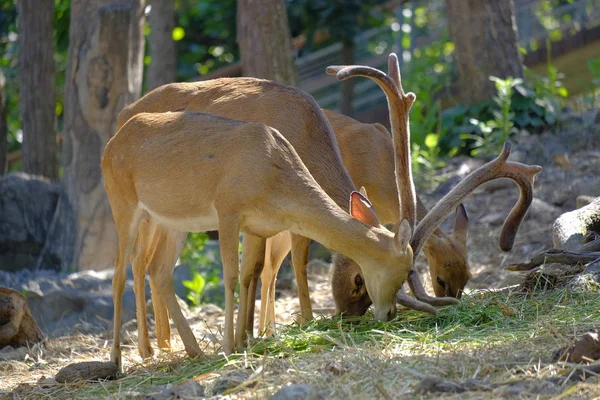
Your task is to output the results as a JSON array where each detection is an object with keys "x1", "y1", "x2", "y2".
[{"x1": 105, "y1": 109, "x2": 415, "y2": 368}]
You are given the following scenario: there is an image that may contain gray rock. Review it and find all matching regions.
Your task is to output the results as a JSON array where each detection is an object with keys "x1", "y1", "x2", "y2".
[
  {"x1": 307, "y1": 259, "x2": 330, "y2": 277},
  {"x1": 478, "y1": 212, "x2": 505, "y2": 226},
  {"x1": 145, "y1": 379, "x2": 205, "y2": 399},
  {"x1": 55, "y1": 361, "x2": 118, "y2": 383},
  {"x1": 271, "y1": 384, "x2": 326, "y2": 400},
  {"x1": 528, "y1": 198, "x2": 563, "y2": 224},
  {"x1": 211, "y1": 373, "x2": 254, "y2": 395},
  {"x1": 0, "y1": 173, "x2": 75, "y2": 272}
]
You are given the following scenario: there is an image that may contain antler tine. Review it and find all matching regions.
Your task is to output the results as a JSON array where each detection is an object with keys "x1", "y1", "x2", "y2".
[
  {"x1": 388, "y1": 53, "x2": 403, "y2": 94},
  {"x1": 326, "y1": 58, "x2": 417, "y2": 230},
  {"x1": 411, "y1": 141, "x2": 543, "y2": 258}
]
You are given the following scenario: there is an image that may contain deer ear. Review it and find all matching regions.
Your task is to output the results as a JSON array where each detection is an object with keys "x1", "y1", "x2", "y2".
[
  {"x1": 349, "y1": 191, "x2": 380, "y2": 227},
  {"x1": 359, "y1": 186, "x2": 368, "y2": 198},
  {"x1": 393, "y1": 219, "x2": 412, "y2": 252},
  {"x1": 453, "y1": 203, "x2": 469, "y2": 243}
]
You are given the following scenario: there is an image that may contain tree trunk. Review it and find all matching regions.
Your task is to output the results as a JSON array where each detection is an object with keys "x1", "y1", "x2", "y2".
[
  {"x1": 0, "y1": 69, "x2": 7, "y2": 176},
  {"x1": 237, "y1": 0, "x2": 297, "y2": 86},
  {"x1": 339, "y1": 38, "x2": 355, "y2": 116},
  {"x1": 62, "y1": 0, "x2": 145, "y2": 270},
  {"x1": 147, "y1": 0, "x2": 176, "y2": 91},
  {"x1": 446, "y1": 0, "x2": 524, "y2": 104},
  {"x1": 18, "y1": 0, "x2": 58, "y2": 181}
]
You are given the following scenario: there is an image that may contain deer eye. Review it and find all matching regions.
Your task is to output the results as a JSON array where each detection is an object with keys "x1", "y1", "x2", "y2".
[
  {"x1": 436, "y1": 277, "x2": 446, "y2": 288},
  {"x1": 353, "y1": 274, "x2": 364, "y2": 294}
]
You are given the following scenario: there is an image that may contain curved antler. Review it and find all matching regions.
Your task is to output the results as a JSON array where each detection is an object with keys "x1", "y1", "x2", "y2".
[
  {"x1": 411, "y1": 142, "x2": 543, "y2": 258},
  {"x1": 326, "y1": 53, "x2": 417, "y2": 231}
]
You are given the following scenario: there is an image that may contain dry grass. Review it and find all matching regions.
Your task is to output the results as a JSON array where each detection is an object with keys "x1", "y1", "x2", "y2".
[{"x1": 2, "y1": 286, "x2": 600, "y2": 400}]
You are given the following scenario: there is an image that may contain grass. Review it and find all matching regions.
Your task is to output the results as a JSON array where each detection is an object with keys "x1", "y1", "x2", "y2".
[{"x1": 4, "y1": 287, "x2": 600, "y2": 399}]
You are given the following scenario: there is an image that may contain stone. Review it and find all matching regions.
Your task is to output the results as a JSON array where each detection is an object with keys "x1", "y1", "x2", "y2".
[
  {"x1": 307, "y1": 259, "x2": 330, "y2": 277},
  {"x1": 145, "y1": 379, "x2": 205, "y2": 399},
  {"x1": 0, "y1": 173, "x2": 75, "y2": 272},
  {"x1": 478, "y1": 212, "x2": 505, "y2": 226},
  {"x1": 55, "y1": 361, "x2": 118, "y2": 383},
  {"x1": 211, "y1": 373, "x2": 254, "y2": 395},
  {"x1": 271, "y1": 384, "x2": 326, "y2": 400},
  {"x1": 553, "y1": 330, "x2": 600, "y2": 363},
  {"x1": 528, "y1": 198, "x2": 563, "y2": 225},
  {"x1": 0, "y1": 286, "x2": 43, "y2": 349}
]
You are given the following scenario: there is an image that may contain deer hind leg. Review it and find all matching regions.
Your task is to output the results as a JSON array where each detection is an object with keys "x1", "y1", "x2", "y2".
[
  {"x1": 149, "y1": 228, "x2": 202, "y2": 358},
  {"x1": 110, "y1": 201, "x2": 143, "y2": 370},
  {"x1": 260, "y1": 232, "x2": 292, "y2": 336},
  {"x1": 131, "y1": 217, "x2": 154, "y2": 359},
  {"x1": 291, "y1": 234, "x2": 313, "y2": 324},
  {"x1": 143, "y1": 220, "x2": 171, "y2": 351},
  {"x1": 218, "y1": 214, "x2": 241, "y2": 355},
  {"x1": 149, "y1": 277, "x2": 170, "y2": 350},
  {"x1": 235, "y1": 233, "x2": 266, "y2": 349}
]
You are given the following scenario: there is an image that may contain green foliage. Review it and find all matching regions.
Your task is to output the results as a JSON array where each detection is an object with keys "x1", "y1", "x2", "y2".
[
  {"x1": 580, "y1": 57, "x2": 600, "y2": 111},
  {"x1": 460, "y1": 77, "x2": 521, "y2": 157},
  {"x1": 179, "y1": 232, "x2": 222, "y2": 308},
  {"x1": 287, "y1": 0, "x2": 390, "y2": 50}
]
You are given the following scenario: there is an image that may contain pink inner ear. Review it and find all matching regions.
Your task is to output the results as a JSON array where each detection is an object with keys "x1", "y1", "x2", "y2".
[{"x1": 349, "y1": 191, "x2": 380, "y2": 227}]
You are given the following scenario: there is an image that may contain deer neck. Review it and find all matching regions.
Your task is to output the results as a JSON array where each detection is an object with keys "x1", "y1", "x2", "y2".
[{"x1": 286, "y1": 197, "x2": 390, "y2": 266}]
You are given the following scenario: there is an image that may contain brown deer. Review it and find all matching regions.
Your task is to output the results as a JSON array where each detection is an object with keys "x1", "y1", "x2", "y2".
[
  {"x1": 114, "y1": 70, "x2": 457, "y2": 364},
  {"x1": 258, "y1": 110, "x2": 471, "y2": 334},
  {"x1": 324, "y1": 59, "x2": 541, "y2": 313},
  {"x1": 103, "y1": 107, "x2": 418, "y2": 369}
]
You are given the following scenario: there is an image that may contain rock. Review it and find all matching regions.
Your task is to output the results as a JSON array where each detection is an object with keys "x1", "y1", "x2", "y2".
[
  {"x1": 528, "y1": 198, "x2": 563, "y2": 225},
  {"x1": 577, "y1": 195, "x2": 597, "y2": 209},
  {"x1": 0, "y1": 173, "x2": 75, "y2": 272},
  {"x1": 553, "y1": 330, "x2": 600, "y2": 363},
  {"x1": 200, "y1": 303, "x2": 223, "y2": 316},
  {"x1": 569, "y1": 258, "x2": 600, "y2": 291},
  {"x1": 271, "y1": 384, "x2": 326, "y2": 400},
  {"x1": 55, "y1": 361, "x2": 118, "y2": 383},
  {"x1": 0, "y1": 286, "x2": 43, "y2": 348},
  {"x1": 211, "y1": 373, "x2": 254, "y2": 395},
  {"x1": 145, "y1": 379, "x2": 205, "y2": 399},
  {"x1": 478, "y1": 212, "x2": 505, "y2": 226}
]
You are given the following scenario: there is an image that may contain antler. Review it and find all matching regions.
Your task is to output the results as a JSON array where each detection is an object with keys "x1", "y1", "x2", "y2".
[
  {"x1": 327, "y1": 54, "x2": 417, "y2": 230},
  {"x1": 411, "y1": 142, "x2": 543, "y2": 258},
  {"x1": 328, "y1": 54, "x2": 460, "y2": 311}
]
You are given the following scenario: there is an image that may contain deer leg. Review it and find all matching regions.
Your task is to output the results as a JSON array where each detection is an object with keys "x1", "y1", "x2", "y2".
[
  {"x1": 150, "y1": 229, "x2": 202, "y2": 358},
  {"x1": 291, "y1": 234, "x2": 313, "y2": 324},
  {"x1": 235, "y1": 233, "x2": 265, "y2": 349},
  {"x1": 131, "y1": 223, "x2": 153, "y2": 359},
  {"x1": 258, "y1": 257, "x2": 273, "y2": 335},
  {"x1": 110, "y1": 203, "x2": 143, "y2": 370},
  {"x1": 149, "y1": 276, "x2": 170, "y2": 350},
  {"x1": 262, "y1": 232, "x2": 292, "y2": 336},
  {"x1": 218, "y1": 216, "x2": 241, "y2": 355}
]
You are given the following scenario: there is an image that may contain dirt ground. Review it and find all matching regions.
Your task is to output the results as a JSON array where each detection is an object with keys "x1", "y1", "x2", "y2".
[{"x1": 1, "y1": 120, "x2": 599, "y2": 399}]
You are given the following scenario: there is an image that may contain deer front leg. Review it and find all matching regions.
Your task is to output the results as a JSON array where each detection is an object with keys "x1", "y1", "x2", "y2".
[
  {"x1": 291, "y1": 234, "x2": 313, "y2": 324},
  {"x1": 261, "y1": 232, "x2": 292, "y2": 336},
  {"x1": 235, "y1": 233, "x2": 265, "y2": 349},
  {"x1": 218, "y1": 215, "x2": 241, "y2": 355}
]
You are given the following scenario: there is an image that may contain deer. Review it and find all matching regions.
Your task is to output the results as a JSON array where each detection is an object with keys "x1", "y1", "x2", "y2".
[
  {"x1": 113, "y1": 68, "x2": 459, "y2": 364},
  {"x1": 257, "y1": 110, "x2": 471, "y2": 335},
  {"x1": 102, "y1": 90, "x2": 423, "y2": 368}
]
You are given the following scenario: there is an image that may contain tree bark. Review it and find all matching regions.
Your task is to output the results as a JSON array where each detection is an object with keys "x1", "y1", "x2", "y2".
[
  {"x1": 237, "y1": 0, "x2": 297, "y2": 86},
  {"x1": 339, "y1": 38, "x2": 355, "y2": 116},
  {"x1": 62, "y1": 0, "x2": 145, "y2": 270},
  {"x1": 0, "y1": 69, "x2": 7, "y2": 176},
  {"x1": 446, "y1": 0, "x2": 524, "y2": 104},
  {"x1": 147, "y1": 0, "x2": 176, "y2": 91},
  {"x1": 18, "y1": 0, "x2": 58, "y2": 181}
]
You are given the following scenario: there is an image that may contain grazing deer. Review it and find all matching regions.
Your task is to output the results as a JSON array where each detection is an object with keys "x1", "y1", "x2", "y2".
[
  {"x1": 103, "y1": 109, "x2": 417, "y2": 369},
  {"x1": 323, "y1": 58, "x2": 541, "y2": 315},
  {"x1": 257, "y1": 110, "x2": 471, "y2": 335},
  {"x1": 113, "y1": 70, "x2": 457, "y2": 364}
]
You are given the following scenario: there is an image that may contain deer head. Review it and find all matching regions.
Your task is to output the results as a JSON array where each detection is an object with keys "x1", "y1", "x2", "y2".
[{"x1": 327, "y1": 54, "x2": 542, "y2": 307}]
